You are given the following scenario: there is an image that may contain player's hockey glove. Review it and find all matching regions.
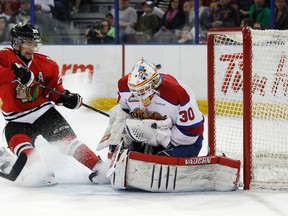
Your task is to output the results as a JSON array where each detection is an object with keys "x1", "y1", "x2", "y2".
[
  {"x1": 12, "y1": 63, "x2": 34, "y2": 86},
  {"x1": 56, "y1": 90, "x2": 83, "y2": 109}
]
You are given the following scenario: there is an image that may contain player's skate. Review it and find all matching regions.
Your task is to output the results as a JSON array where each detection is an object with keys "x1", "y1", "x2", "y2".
[
  {"x1": 0, "y1": 147, "x2": 17, "y2": 174},
  {"x1": 17, "y1": 150, "x2": 57, "y2": 187},
  {"x1": 89, "y1": 158, "x2": 109, "y2": 184}
]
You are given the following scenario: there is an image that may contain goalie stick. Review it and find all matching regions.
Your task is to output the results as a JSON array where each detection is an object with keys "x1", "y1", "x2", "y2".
[
  {"x1": 0, "y1": 153, "x2": 27, "y2": 181},
  {"x1": 106, "y1": 140, "x2": 127, "y2": 177}
]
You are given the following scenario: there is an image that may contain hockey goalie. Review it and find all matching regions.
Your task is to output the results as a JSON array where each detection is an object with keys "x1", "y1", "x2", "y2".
[{"x1": 96, "y1": 60, "x2": 240, "y2": 192}]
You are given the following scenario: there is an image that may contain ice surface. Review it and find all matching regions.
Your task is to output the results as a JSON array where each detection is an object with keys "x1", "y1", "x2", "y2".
[{"x1": 0, "y1": 107, "x2": 288, "y2": 216}]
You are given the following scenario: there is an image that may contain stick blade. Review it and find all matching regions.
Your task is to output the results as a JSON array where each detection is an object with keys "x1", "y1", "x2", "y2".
[{"x1": 0, "y1": 153, "x2": 27, "y2": 181}]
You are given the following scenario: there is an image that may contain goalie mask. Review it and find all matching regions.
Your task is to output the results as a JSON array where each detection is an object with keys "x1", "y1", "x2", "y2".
[
  {"x1": 128, "y1": 60, "x2": 162, "y2": 106},
  {"x1": 10, "y1": 23, "x2": 42, "y2": 53}
]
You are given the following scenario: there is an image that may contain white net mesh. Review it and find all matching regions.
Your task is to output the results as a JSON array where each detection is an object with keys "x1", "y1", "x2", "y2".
[{"x1": 210, "y1": 28, "x2": 288, "y2": 189}]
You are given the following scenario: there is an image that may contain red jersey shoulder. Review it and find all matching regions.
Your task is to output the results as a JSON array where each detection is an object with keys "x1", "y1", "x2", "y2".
[
  {"x1": 0, "y1": 48, "x2": 14, "y2": 58},
  {"x1": 0, "y1": 47, "x2": 13, "y2": 54},
  {"x1": 0, "y1": 48, "x2": 18, "y2": 67},
  {"x1": 33, "y1": 53, "x2": 57, "y2": 64},
  {"x1": 118, "y1": 74, "x2": 130, "y2": 92},
  {"x1": 158, "y1": 73, "x2": 190, "y2": 105},
  {"x1": 33, "y1": 53, "x2": 59, "y2": 70}
]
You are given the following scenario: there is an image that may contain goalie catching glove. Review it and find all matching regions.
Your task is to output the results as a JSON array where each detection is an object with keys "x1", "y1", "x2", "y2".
[
  {"x1": 125, "y1": 117, "x2": 172, "y2": 148},
  {"x1": 12, "y1": 63, "x2": 34, "y2": 86},
  {"x1": 56, "y1": 90, "x2": 83, "y2": 109}
]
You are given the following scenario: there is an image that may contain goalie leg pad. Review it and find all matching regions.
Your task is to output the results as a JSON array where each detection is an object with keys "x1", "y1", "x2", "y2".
[
  {"x1": 117, "y1": 153, "x2": 240, "y2": 192},
  {"x1": 110, "y1": 149, "x2": 129, "y2": 189}
]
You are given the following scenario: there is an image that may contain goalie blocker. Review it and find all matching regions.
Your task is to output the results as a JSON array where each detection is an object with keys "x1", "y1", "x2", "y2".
[{"x1": 108, "y1": 151, "x2": 240, "y2": 192}]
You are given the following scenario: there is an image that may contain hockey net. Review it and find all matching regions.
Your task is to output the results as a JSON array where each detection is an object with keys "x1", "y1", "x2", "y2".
[{"x1": 207, "y1": 27, "x2": 288, "y2": 190}]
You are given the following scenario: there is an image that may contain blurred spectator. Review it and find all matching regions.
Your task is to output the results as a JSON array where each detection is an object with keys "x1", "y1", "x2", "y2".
[
  {"x1": 0, "y1": 1, "x2": 3, "y2": 14},
  {"x1": 9, "y1": 0, "x2": 59, "y2": 44},
  {"x1": 249, "y1": 0, "x2": 270, "y2": 29},
  {"x1": 202, "y1": 0, "x2": 214, "y2": 7},
  {"x1": 54, "y1": 0, "x2": 72, "y2": 21},
  {"x1": 0, "y1": 16, "x2": 9, "y2": 43},
  {"x1": 10, "y1": 0, "x2": 30, "y2": 24},
  {"x1": 85, "y1": 19, "x2": 114, "y2": 44},
  {"x1": 136, "y1": 1, "x2": 160, "y2": 41},
  {"x1": 160, "y1": 0, "x2": 186, "y2": 30},
  {"x1": 156, "y1": 0, "x2": 170, "y2": 12},
  {"x1": 240, "y1": 17, "x2": 253, "y2": 28},
  {"x1": 209, "y1": 0, "x2": 219, "y2": 10},
  {"x1": 34, "y1": 0, "x2": 54, "y2": 16},
  {"x1": 275, "y1": 0, "x2": 288, "y2": 30},
  {"x1": 253, "y1": 21, "x2": 262, "y2": 29},
  {"x1": 153, "y1": 0, "x2": 185, "y2": 43},
  {"x1": 235, "y1": 0, "x2": 251, "y2": 20},
  {"x1": 0, "y1": 0, "x2": 20, "y2": 23},
  {"x1": 177, "y1": 25, "x2": 193, "y2": 43},
  {"x1": 71, "y1": 0, "x2": 81, "y2": 15},
  {"x1": 207, "y1": 0, "x2": 239, "y2": 28},
  {"x1": 105, "y1": 13, "x2": 115, "y2": 38},
  {"x1": 33, "y1": 0, "x2": 59, "y2": 43},
  {"x1": 184, "y1": 0, "x2": 210, "y2": 42},
  {"x1": 110, "y1": 0, "x2": 137, "y2": 42},
  {"x1": 142, "y1": 0, "x2": 164, "y2": 19}
]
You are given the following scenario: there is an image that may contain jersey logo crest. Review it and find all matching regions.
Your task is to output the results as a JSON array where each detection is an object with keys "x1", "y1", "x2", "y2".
[
  {"x1": 15, "y1": 83, "x2": 40, "y2": 103},
  {"x1": 131, "y1": 109, "x2": 167, "y2": 120}
]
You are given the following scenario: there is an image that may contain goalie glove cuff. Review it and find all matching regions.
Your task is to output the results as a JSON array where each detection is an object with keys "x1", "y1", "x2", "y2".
[{"x1": 155, "y1": 129, "x2": 171, "y2": 148}]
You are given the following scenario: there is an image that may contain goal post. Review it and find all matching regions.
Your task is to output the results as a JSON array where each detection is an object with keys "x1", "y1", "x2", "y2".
[{"x1": 207, "y1": 27, "x2": 288, "y2": 190}]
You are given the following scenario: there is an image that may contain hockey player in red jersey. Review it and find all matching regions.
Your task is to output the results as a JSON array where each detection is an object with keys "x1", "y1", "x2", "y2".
[
  {"x1": 99, "y1": 59, "x2": 204, "y2": 157},
  {"x1": 0, "y1": 23, "x2": 104, "y2": 186}
]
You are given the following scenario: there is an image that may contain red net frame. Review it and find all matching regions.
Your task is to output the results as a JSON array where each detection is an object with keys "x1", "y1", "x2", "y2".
[{"x1": 207, "y1": 27, "x2": 288, "y2": 190}]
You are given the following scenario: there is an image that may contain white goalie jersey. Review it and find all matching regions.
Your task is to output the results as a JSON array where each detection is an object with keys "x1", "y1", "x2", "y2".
[
  {"x1": 117, "y1": 72, "x2": 204, "y2": 147},
  {"x1": 99, "y1": 72, "x2": 240, "y2": 192}
]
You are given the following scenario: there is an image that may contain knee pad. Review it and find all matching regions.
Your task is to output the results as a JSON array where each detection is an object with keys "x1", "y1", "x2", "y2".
[{"x1": 9, "y1": 134, "x2": 34, "y2": 156}]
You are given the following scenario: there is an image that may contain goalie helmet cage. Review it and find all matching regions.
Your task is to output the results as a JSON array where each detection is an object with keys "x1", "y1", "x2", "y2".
[{"x1": 207, "y1": 27, "x2": 288, "y2": 190}]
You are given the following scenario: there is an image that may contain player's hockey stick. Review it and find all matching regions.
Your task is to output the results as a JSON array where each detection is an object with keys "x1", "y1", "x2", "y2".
[
  {"x1": 35, "y1": 81, "x2": 110, "y2": 117},
  {"x1": 0, "y1": 153, "x2": 27, "y2": 181},
  {"x1": 106, "y1": 140, "x2": 125, "y2": 177}
]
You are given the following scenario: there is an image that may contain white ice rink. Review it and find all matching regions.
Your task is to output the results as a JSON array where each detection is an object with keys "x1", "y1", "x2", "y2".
[{"x1": 0, "y1": 106, "x2": 288, "y2": 216}]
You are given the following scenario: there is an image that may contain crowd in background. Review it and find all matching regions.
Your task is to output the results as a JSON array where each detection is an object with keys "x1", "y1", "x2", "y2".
[{"x1": 0, "y1": 0, "x2": 286, "y2": 44}]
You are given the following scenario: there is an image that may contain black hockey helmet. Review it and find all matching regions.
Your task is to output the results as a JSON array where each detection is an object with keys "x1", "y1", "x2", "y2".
[{"x1": 10, "y1": 23, "x2": 42, "y2": 51}]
